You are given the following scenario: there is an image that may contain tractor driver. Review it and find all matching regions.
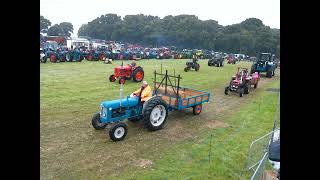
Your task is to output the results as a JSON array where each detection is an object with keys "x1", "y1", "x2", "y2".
[
  {"x1": 192, "y1": 55, "x2": 198, "y2": 63},
  {"x1": 130, "y1": 81, "x2": 152, "y2": 102},
  {"x1": 130, "y1": 60, "x2": 137, "y2": 67}
]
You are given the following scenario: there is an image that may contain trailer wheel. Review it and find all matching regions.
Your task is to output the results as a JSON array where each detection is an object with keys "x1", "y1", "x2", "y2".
[
  {"x1": 142, "y1": 96, "x2": 168, "y2": 131},
  {"x1": 92, "y1": 112, "x2": 107, "y2": 130},
  {"x1": 109, "y1": 122, "x2": 128, "y2": 141},
  {"x1": 224, "y1": 87, "x2": 229, "y2": 95},
  {"x1": 193, "y1": 104, "x2": 202, "y2": 115},
  {"x1": 184, "y1": 67, "x2": 189, "y2": 72}
]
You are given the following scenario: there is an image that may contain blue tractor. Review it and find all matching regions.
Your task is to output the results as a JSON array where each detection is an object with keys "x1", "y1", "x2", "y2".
[
  {"x1": 250, "y1": 53, "x2": 277, "y2": 78},
  {"x1": 66, "y1": 48, "x2": 83, "y2": 62},
  {"x1": 92, "y1": 70, "x2": 211, "y2": 141}
]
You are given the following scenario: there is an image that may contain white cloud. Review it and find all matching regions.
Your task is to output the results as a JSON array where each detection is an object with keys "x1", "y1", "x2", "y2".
[{"x1": 40, "y1": 0, "x2": 280, "y2": 37}]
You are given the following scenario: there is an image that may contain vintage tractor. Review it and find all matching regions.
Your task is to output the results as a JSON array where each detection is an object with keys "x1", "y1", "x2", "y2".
[
  {"x1": 226, "y1": 54, "x2": 236, "y2": 64},
  {"x1": 250, "y1": 53, "x2": 276, "y2": 78},
  {"x1": 92, "y1": 70, "x2": 211, "y2": 141},
  {"x1": 86, "y1": 48, "x2": 106, "y2": 61},
  {"x1": 184, "y1": 58, "x2": 200, "y2": 72},
  {"x1": 108, "y1": 62, "x2": 144, "y2": 84},
  {"x1": 208, "y1": 53, "x2": 224, "y2": 67},
  {"x1": 66, "y1": 48, "x2": 83, "y2": 62},
  {"x1": 224, "y1": 67, "x2": 260, "y2": 97},
  {"x1": 195, "y1": 49, "x2": 204, "y2": 59}
]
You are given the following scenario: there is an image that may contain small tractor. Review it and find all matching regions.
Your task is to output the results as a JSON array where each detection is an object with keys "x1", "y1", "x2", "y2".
[
  {"x1": 184, "y1": 57, "x2": 200, "y2": 72},
  {"x1": 208, "y1": 53, "x2": 224, "y2": 67},
  {"x1": 108, "y1": 62, "x2": 144, "y2": 84},
  {"x1": 250, "y1": 53, "x2": 276, "y2": 78},
  {"x1": 92, "y1": 70, "x2": 211, "y2": 141},
  {"x1": 226, "y1": 54, "x2": 236, "y2": 64},
  {"x1": 225, "y1": 67, "x2": 260, "y2": 97}
]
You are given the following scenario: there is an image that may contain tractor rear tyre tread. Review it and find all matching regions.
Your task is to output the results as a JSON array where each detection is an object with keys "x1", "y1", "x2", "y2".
[
  {"x1": 142, "y1": 96, "x2": 168, "y2": 131},
  {"x1": 132, "y1": 67, "x2": 144, "y2": 82}
]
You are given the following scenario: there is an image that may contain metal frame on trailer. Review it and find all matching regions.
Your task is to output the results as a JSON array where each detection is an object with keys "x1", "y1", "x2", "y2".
[{"x1": 153, "y1": 69, "x2": 211, "y2": 111}]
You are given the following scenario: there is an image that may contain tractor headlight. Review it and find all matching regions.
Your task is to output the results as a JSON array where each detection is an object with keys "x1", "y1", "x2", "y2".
[{"x1": 100, "y1": 106, "x2": 107, "y2": 117}]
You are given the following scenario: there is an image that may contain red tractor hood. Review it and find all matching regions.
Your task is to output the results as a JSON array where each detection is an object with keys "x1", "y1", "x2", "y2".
[{"x1": 115, "y1": 64, "x2": 132, "y2": 71}]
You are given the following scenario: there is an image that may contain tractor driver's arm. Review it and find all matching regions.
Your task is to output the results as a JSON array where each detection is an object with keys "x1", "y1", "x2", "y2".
[{"x1": 131, "y1": 88, "x2": 141, "y2": 97}]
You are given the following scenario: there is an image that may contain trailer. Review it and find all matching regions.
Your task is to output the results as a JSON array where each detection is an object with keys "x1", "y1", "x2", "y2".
[
  {"x1": 91, "y1": 69, "x2": 212, "y2": 141},
  {"x1": 153, "y1": 70, "x2": 210, "y2": 114}
]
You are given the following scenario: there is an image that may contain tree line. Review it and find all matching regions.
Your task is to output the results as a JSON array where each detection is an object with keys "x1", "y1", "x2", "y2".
[{"x1": 41, "y1": 14, "x2": 280, "y2": 57}]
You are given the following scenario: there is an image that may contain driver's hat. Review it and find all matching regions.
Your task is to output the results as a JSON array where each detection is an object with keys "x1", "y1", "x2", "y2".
[{"x1": 143, "y1": 81, "x2": 148, "y2": 85}]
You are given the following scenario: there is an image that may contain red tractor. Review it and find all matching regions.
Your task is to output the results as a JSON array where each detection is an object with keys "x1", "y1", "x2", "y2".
[
  {"x1": 108, "y1": 63, "x2": 144, "y2": 84},
  {"x1": 224, "y1": 67, "x2": 260, "y2": 97}
]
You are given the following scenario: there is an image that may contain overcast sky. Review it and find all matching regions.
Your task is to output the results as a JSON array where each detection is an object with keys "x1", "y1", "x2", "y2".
[{"x1": 40, "y1": 0, "x2": 280, "y2": 37}]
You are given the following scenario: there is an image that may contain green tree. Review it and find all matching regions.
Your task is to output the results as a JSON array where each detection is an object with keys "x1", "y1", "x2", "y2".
[
  {"x1": 40, "y1": 15, "x2": 51, "y2": 33},
  {"x1": 47, "y1": 24, "x2": 62, "y2": 36},
  {"x1": 59, "y1": 22, "x2": 73, "y2": 37}
]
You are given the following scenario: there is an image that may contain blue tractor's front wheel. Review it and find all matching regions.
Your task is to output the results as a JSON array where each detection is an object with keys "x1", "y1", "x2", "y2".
[
  {"x1": 92, "y1": 112, "x2": 107, "y2": 130},
  {"x1": 109, "y1": 122, "x2": 128, "y2": 141}
]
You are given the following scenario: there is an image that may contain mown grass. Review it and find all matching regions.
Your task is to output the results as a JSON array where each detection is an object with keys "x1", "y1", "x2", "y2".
[
  {"x1": 40, "y1": 59, "x2": 279, "y2": 179},
  {"x1": 116, "y1": 80, "x2": 280, "y2": 180}
]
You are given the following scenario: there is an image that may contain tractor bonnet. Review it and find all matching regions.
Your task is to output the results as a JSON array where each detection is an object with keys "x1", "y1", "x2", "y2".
[{"x1": 101, "y1": 96, "x2": 139, "y2": 109}]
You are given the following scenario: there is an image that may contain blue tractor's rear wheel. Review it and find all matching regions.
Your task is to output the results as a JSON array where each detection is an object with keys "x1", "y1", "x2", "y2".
[{"x1": 142, "y1": 96, "x2": 168, "y2": 131}]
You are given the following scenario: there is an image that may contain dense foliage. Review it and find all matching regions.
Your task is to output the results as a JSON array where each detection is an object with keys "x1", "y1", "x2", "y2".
[{"x1": 42, "y1": 14, "x2": 280, "y2": 57}]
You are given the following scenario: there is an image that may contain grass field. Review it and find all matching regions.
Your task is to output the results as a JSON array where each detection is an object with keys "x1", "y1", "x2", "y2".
[{"x1": 40, "y1": 59, "x2": 280, "y2": 179}]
